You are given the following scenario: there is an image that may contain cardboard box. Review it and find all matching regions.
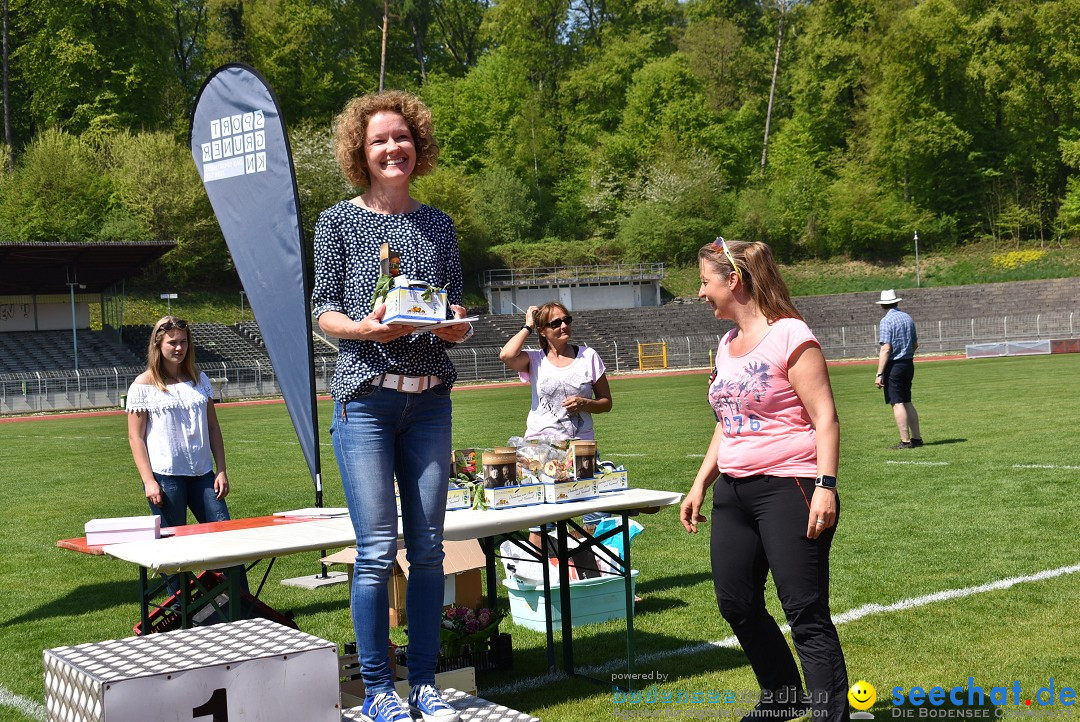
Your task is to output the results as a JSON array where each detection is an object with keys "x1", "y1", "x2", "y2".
[
  {"x1": 542, "y1": 478, "x2": 599, "y2": 503},
  {"x1": 84, "y1": 515, "x2": 161, "y2": 546},
  {"x1": 446, "y1": 486, "x2": 472, "y2": 511},
  {"x1": 596, "y1": 468, "x2": 629, "y2": 493},
  {"x1": 483, "y1": 483, "x2": 544, "y2": 509},
  {"x1": 453, "y1": 448, "x2": 477, "y2": 475},
  {"x1": 322, "y1": 539, "x2": 486, "y2": 628},
  {"x1": 382, "y1": 284, "x2": 447, "y2": 325}
]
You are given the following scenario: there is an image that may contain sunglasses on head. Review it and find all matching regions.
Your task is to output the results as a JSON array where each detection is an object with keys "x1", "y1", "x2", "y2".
[
  {"x1": 712, "y1": 237, "x2": 744, "y2": 283},
  {"x1": 545, "y1": 315, "x2": 573, "y2": 329},
  {"x1": 158, "y1": 320, "x2": 189, "y2": 333}
]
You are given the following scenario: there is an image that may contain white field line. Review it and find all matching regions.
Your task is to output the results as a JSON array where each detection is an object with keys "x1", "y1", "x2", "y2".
[
  {"x1": 606, "y1": 453, "x2": 647, "y2": 457},
  {"x1": 7, "y1": 434, "x2": 116, "y2": 441},
  {"x1": 1013, "y1": 464, "x2": 1080, "y2": 470},
  {"x1": 0, "y1": 687, "x2": 46, "y2": 721},
  {"x1": 886, "y1": 460, "x2": 950, "y2": 466},
  {"x1": 481, "y1": 561, "x2": 1080, "y2": 698}
]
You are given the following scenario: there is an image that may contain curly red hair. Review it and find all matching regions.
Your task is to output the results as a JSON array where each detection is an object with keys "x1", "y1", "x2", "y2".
[{"x1": 333, "y1": 90, "x2": 439, "y2": 189}]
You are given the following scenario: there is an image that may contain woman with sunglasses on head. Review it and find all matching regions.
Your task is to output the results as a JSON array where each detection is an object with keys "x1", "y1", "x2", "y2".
[
  {"x1": 681, "y1": 239, "x2": 848, "y2": 722},
  {"x1": 126, "y1": 317, "x2": 248, "y2": 598},
  {"x1": 499, "y1": 302, "x2": 612, "y2": 441}
]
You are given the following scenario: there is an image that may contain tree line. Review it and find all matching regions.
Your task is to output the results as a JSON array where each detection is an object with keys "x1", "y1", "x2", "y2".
[{"x1": 2, "y1": 0, "x2": 1079, "y2": 287}]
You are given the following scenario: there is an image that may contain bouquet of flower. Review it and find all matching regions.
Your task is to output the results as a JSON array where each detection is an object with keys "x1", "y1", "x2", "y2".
[{"x1": 439, "y1": 605, "x2": 503, "y2": 657}]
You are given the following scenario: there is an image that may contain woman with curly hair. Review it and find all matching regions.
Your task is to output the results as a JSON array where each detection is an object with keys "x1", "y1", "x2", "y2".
[{"x1": 311, "y1": 90, "x2": 470, "y2": 722}]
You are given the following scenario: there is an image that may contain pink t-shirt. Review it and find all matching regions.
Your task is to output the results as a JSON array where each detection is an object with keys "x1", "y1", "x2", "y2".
[{"x1": 709, "y1": 317, "x2": 820, "y2": 478}]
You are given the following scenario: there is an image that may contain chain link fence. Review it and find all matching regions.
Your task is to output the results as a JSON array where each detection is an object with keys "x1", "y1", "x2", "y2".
[{"x1": 2, "y1": 311, "x2": 1076, "y2": 415}]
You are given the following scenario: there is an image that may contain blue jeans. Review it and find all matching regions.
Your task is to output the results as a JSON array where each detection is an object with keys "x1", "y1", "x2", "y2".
[
  {"x1": 149, "y1": 470, "x2": 231, "y2": 527},
  {"x1": 331, "y1": 384, "x2": 452, "y2": 694},
  {"x1": 148, "y1": 470, "x2": 249, "y2": 600}
]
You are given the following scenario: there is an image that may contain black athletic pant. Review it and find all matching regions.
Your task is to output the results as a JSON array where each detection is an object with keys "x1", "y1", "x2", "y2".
[{"x1": 711, "y1": 474, "x2": 849, "y2": 722}]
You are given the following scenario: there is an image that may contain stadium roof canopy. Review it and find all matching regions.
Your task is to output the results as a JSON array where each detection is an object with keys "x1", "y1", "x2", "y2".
[{"x1": 0, "y1": 241, "x2": 177, "y2": 295}]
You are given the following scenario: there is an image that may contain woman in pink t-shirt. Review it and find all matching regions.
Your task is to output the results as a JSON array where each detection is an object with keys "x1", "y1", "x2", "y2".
[{"x1": 680, "y1": 239, "x2": 848, "y2": 722}]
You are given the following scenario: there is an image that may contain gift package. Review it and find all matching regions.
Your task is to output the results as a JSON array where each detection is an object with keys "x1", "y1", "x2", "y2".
[
  {"x1": 448, "y1": 435, "x2": 626, "y2": 510},
  {"x1": 378, "y1": 275, "x2": 448, "y2": 326}
]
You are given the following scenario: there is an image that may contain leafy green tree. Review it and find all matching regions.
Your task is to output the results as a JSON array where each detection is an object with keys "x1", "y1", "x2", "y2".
[
  {"x1": 586, "y1": 52, "x2": 722, "y2": 233},
  {"x1": 411, "y1": 164, "x2": 487, "y2": 270},
  {"x1": 14, "y1": 0, "x2": 176, "y2": 134},
  {"x1": 473, "y1": 165, "x2": 538, "y2": 245},
  {"x1": 103, "y1": 131, "x2": 231, "y2": 284},
  {"x1": 430, "y1": 0, "x2": 491, "y2": 72},
  {"x1": 615, "y1": 145, "x2": 730, "y2": 264},
  {"x1": 422, "y1": 48, "x2": 532, "y2": 173},
  {"x1": 865, "y1": 0, "x2": 982, "y2": 234},
  {"x1": 0, "y1": 129, "x2": 112, "y2": 242},
  {"x1": 679, "y1": 17, "x2": 759, "y2": 113},
  {"x1": 820, "y1": 162, "x2": 944, "y2": 259},
  {"x1": 204, "y1": 0, "x2": 250, "y2": 66},
  {"x1": 246, "y1": 0, "x2": 377, "y2": 124},
  {"x1": 731, "y1": 121, "x2": 830, "y2": 259},
  {"x1": 482, "y1": 0, "x2": 569, "y2": 99},
  {"x1": 1056, "y1": 176, "x2": 1080, "y2": 240}
]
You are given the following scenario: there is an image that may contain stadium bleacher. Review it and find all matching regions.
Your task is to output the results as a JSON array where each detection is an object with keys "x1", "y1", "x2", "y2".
[
  {"x1": 0, "y1": 329, "x2": 143, "y2": 375},
  {"x1": 0, "y1": 308, "x2": 721, "y2": 377},
  {"x1": 122, "y1": 323, "x2": 271, "y2": 366}
]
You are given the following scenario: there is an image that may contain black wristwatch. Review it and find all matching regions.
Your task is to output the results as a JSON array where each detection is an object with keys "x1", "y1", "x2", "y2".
[
  {"x1": 521, "y1": 325, "x2": 533, "y2": 332},
  {"x1": 815, "y1": 475, "x2": 837, "y2": 490}
]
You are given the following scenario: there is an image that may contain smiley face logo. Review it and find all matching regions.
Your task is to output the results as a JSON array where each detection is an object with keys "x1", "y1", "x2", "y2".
[{"x1": 848, "y1": 680, "x2": 876, "y2": 711}]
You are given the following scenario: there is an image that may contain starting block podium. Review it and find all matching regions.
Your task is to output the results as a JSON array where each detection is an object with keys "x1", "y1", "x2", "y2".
[{"x1": 43, "y1": 618, "x2": 340, "y2": 721}]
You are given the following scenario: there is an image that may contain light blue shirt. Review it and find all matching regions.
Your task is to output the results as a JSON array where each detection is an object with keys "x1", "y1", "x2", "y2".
[{"x1": 879, "y1": 308, "x2": 917, "y2": 360}]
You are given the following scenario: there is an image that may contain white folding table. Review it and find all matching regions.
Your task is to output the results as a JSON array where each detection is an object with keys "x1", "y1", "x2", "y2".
[{"x1": 60, "y1": 488, "x2": 682, "y2": 686}]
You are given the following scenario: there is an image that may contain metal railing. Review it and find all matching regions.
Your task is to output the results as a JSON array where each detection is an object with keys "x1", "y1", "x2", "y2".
[
  {"x1": 2, "y1": 311, "x2": 1076, "y2": 414},
  {"x1": 482, "y1": 264, "x2": 665, "y2": 287}
]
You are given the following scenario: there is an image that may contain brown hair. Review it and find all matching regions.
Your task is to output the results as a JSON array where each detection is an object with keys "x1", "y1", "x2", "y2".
[
  {"x1": 333, "y1": 90, "x2": 439, "y2": 189},
  {"x1": 698, "y1": 240, "x2": 804, "y2": 322},
  {"x1": 146, "y1": 316, "x2": 199, "y2": 391},
  {"x1": 533, "y1": 301, "x2": 571, "y2": 353}
]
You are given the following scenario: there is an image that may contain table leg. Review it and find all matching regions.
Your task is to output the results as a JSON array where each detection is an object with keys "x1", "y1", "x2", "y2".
[
  {"x1": 139, "y1": 566, "x2": 150, "y2": 633},
  {"x1": 621, "y1": 511, "x2": 635, "y2": 688},
  {"x1": 538, "y1": 530, "x2": 556, "y2": 673},
  {"x1": 556, "y1": 521, "x2": 574, "y2": 675}
]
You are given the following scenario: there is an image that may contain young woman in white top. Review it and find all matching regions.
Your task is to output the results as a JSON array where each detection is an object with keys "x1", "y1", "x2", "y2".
[
  {"x1": 125, "y1": 317, "x2": 248, "y2": 599},
  {"x1": 499, "y1": 302, "x2": 612, "y2": 440},
  {"x1": 127, "y1": 316, "x2": 232, "y2": 522}
]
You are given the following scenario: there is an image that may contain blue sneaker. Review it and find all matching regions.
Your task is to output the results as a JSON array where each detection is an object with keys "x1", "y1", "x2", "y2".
[
  {"x1": 359, "y1": 691, "x2": 412, "y2": 722},
  {"x1": 408, "y1": 684, "x2": 461, "y2": 722}
]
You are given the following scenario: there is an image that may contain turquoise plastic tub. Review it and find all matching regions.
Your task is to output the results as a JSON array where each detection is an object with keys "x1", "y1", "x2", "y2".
[{"x1": 502, "y1": 571, "x2": 639, "y2": 631}]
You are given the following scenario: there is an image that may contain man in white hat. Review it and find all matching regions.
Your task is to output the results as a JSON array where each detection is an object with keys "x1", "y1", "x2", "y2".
[{"x1": 874, "y1": 290, "x2": 922, "y2": 449}]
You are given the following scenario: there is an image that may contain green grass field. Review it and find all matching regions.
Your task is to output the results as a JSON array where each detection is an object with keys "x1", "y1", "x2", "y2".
[{"x1": 2, "y1": 355, "x2": 1079, "y2": 721}]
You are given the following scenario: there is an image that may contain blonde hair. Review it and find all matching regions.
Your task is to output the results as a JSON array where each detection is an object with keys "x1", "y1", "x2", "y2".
[
  {"x1": 334, "y1": 90, "x2": 439, "y2": 189},
  {"x1": 533, "y1": 302, "x2": 571, "y2": 353},
  {"x1": 698, "y1": 240, "x2": 804, "y2": 322},
  {"x1": 146, "y1": 316, "x2": 199, "y2": 391}
]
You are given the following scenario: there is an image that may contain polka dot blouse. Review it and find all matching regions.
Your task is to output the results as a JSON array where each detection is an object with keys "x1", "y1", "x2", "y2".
[{"x1": 310, "y1": 201, "x2": 464, "y2": 403}]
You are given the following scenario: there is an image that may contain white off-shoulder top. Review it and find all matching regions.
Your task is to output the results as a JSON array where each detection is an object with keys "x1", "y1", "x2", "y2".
[{"x1": 126, "y1": 372, "x2": 215, "y2": 477}]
